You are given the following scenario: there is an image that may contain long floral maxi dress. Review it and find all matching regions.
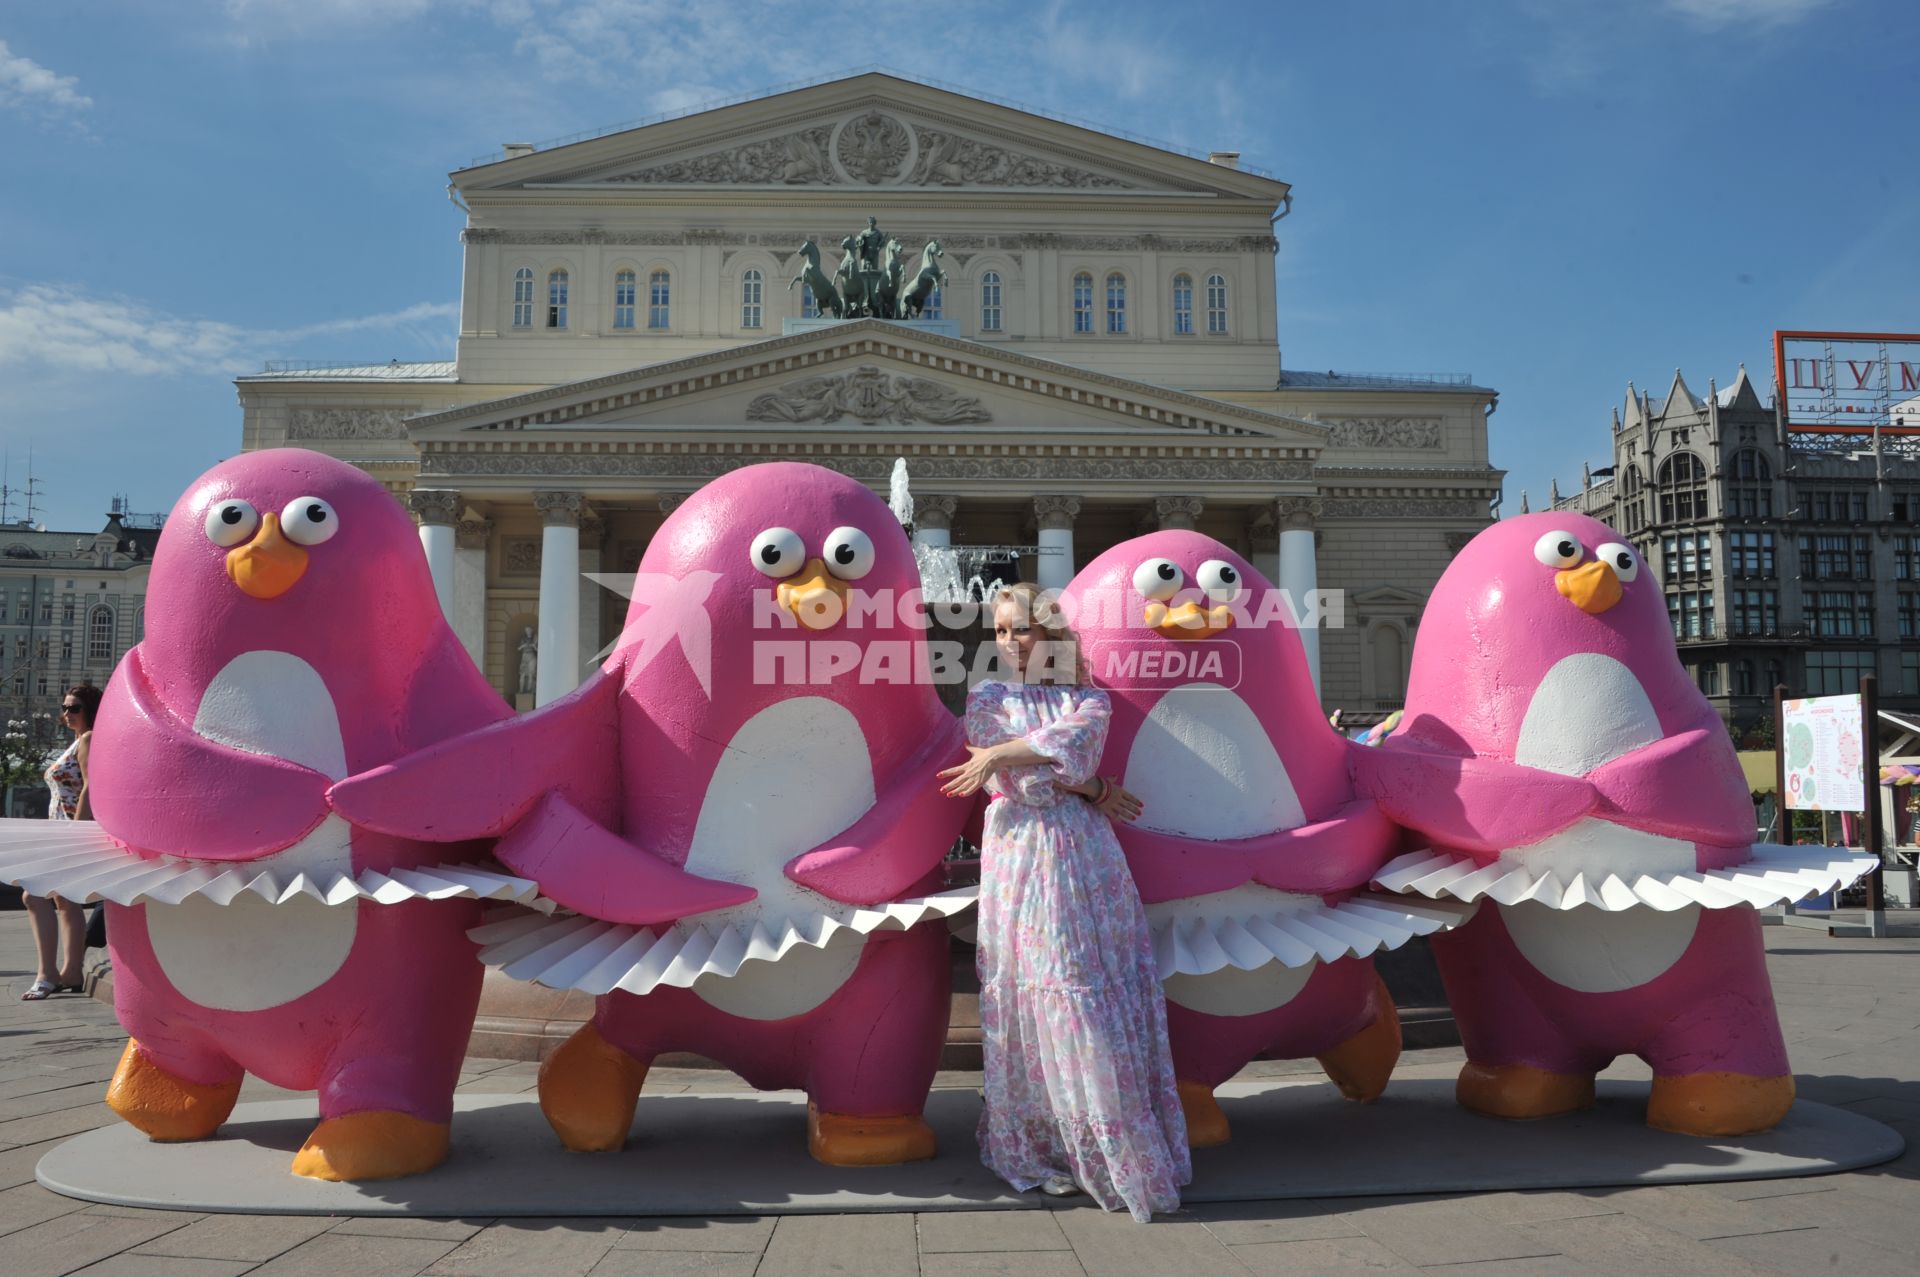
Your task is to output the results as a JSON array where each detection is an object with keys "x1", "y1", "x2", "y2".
[{"x1": 965, "y1": 679, "x2": 1190, "y2": 1220}]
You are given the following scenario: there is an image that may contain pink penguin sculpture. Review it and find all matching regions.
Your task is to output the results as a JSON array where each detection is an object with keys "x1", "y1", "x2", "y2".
[
  {"x1": 1059, "y1": 531, "x2": 1461, "y2": 1146},
  {"x1": 1360, "y1": 512, "x2": 1868, "y2": 1136},
  {"x1": 331, "y1": 462, "x2": 973, "y2": 1165},
  {"x1": 80, "y1": 449, "x2": 516, "y2": 1180}
]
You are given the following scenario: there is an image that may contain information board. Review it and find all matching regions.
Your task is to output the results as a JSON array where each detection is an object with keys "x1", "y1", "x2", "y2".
[{"x1": 1781, "y1": 693, "x2": 1866, "y2": 812}]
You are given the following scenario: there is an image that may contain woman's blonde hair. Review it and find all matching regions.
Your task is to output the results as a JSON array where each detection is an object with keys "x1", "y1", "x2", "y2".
[{"x1": 989, "y1": 582, "x2": 1089, "y2": 686}]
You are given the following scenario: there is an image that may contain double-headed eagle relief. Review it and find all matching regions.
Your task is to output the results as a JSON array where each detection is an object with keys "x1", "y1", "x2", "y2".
[{"x1": 787, "y1": 216, "x2": 947, "y2": 320}]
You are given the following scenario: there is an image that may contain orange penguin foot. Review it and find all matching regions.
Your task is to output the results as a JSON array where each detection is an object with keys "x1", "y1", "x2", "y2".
[
  {"x1": 105, "y1": 1039, "x2": 240, "y2": 1143},
  {"x1": 538, "y1": 1023, "x2": 649, "y2": 1152},
  {"x1": 291, "y1": 1112, "x2": 450, "y2": 1182},
  {"x1": 1177, "y1": 1079, "x2": 1232, "y2": 1148},
  {"x1": 1317, "y1": 981, "x2": 1404, "y2": 1103},
  {"x1": 807, "y1": 1104, "x2": 937, "y2": 1166},
  {"x1": 1456, "y1": 1061, "x2": 1596, "y2": 1119},
  {"x1": 1647, "y1": 1072, "x2": 1795, "y2": 1137}
]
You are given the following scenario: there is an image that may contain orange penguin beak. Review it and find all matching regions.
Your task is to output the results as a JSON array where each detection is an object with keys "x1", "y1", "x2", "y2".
[
  {"x1": 226, "y1": 513, "x2": 310, "y2": 600},
  {"x1": 1555, "y1": 559, "x2": 1622, "y2": 615},
  {"x1": 777, "y1": 558, "x2": 850, "y2": 630},
  {"x1": 1144, "y1": 599, "x2": 1235, "y2": 639}
]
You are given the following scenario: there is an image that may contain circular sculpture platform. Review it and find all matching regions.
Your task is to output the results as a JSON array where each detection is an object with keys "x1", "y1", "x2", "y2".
[{"x1": 39, "y1": 1079, "x2": 1902, "y2": 1218}]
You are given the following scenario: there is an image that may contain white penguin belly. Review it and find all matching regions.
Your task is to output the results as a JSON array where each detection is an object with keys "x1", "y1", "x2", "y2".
[
  {"x1": 1123, "y1": 683, "x2": 1305, "y2": 838},
  {"x1": 680, "y1": 697, "x2": 877, "y2": 1021},
  {"x1": 1499, "y1": 900, "x2": 1701, "y2": 993},
  {"x1": 1505, "y1": 651, "x2": 1696, "y2": 882},
  {"x1": 145, "y1": 651, "x2": 357, "y2": 1012}
]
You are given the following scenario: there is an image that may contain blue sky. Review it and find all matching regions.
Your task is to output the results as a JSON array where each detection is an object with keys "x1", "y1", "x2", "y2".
[{"x1": 2, "y1": 0, "x2": 1915, "y2": 532}]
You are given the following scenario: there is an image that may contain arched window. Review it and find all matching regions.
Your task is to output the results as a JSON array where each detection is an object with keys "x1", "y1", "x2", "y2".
[
  {"x1": 1732, "y1": 450, "x2": 1772, "y2": 481},
  {"x1": 1205, "y1": 273, "x2": 1229, "y2": 334},
  {"x1": 612, "y1": 270, "x2": 636, "y2": 329},
  {"x1": 1105, "y1": 273, "x2": 1126, "y2": 334},
  {"x1": 512, "y1": 268, "x2": 534, "y2": 329},
  {"x1": 1171, "y1": 274, "x2": 1194, "y2": 335},
  {"x1": 922, "y1": 286, "x2": 942, "y2": 320},
  {"x1": 546, "y1": 269, "x2": 568, "y2": 329},
  {"x1": 87, "y1": 606, "x2": 114, "y2": 662},
  {"x1": 1733, "y1": 659, "x2": 1755, "y2": 697},
  {"x1": 741, "y1": 269, "x2": 763, "y2": 328},
  {"x1": 1658, "y1": 452, "x2": 1707, "y2": 523},
  {"x1": 648, "y1": 271, "x2": 671, "y2": 329},
  {"x1": 801, "y1": 284, "x2": 820, "y2": 319},
  {"x1": 980, "y1": 271, "x2": 1002, "y2": 332},
  {"x1": 1072, "y1": 272, "x2": 1093, "y2": 333}
]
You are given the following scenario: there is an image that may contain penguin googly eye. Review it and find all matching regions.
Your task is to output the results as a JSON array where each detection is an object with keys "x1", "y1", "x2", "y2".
[
  {"x1": 280, "y1": 497, "x2": 338, "y2": 546},
  {"x1": 1195, "y1": 559, "x2": 1243, "y2": 603},
  {"x1": 1597, "y1": 541, "x2": 1639, "y2": 582},
  {"x1": 203, "y1": 499, "x2": 259, "y2": 548},
  {"x1": 750, "y1": 527, "x2": 806, "y2": 578},
  {"x1": 1533, "y1": 530, "x2": 1585, "y2": 569},
  {"x1": 822, "y1": 526, "x2": 875, "y2": 580},
  {"x1": 1132, "y1": 558, "x2": 1184, "y2": 601}
]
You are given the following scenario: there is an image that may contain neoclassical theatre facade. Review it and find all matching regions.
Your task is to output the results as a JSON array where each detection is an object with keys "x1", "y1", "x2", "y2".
[{"x1": 236, "y1": 73, "x2": 1502, "y2": 719}]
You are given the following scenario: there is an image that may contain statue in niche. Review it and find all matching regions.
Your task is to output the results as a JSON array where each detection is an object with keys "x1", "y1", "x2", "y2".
[{"x1": 517, "y1": 627, "x2": 538, "y2": 696}]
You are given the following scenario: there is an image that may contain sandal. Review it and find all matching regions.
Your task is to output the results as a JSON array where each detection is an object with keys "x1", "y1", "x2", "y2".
[{"x1": 21, "y1": 979, "x2": 57, "y2": 1001}]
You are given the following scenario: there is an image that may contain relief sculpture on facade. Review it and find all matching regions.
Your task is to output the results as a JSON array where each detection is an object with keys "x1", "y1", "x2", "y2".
[
  {"x1": 744, "y1": 365, "x2": 990, "y2": 425},
  {"x1": 608, "y1": 115, "x2": 1141, "y2": 190},
  {"x1": 1323, "y1": 417, "x2": 1445, "y2": 450},
  {"x1": 287, "y1": 408, "x2": 409, "y2": 440}
]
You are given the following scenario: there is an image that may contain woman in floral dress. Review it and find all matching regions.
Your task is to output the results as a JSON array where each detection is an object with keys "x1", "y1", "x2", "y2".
[{"x1": 938, "y1": 584, "x2": 1189, "y2": 1220}]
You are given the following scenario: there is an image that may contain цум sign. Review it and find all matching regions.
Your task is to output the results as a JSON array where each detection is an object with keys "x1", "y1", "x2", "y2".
[
  {"x1": 1781, "y1": 694, "x2": 1866, "y2": 813},
  {"x1": 1773, "y1": 330, "x2": 1920, "y2": 434}
]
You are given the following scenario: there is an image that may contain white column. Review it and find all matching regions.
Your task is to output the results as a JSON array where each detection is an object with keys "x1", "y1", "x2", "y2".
[
  {"x1": 1155, "y1": 495, "x2": 1204, "y2": 531},
  {"x1": 408, "y1": 489, "x2": 460, "y2": 621},
  {"x1": 911, "y1": 494, "x2": 957, "y2": 552},
  {"x1": 1034, "y1": 495, "x2": 1080, "y2": 592},
  {"x1": 1277, "y1": 496, "x2": 1322, "y2": 695},
  {"x1": 452, "y1": 516, "x2": 491, "y2": 670},
  {"x1": 534, "y1": 490, "x2": 583, "y2": 706},
  {"x1": 577, "y1": 511, "x2": 604, "y2": 676}
]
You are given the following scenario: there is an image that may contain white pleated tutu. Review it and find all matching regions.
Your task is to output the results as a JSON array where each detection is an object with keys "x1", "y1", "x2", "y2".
[
  {"x1": 0, "y1": 817, "x2": 547, "y2": 910},
  {"x1": 1373, "y1": 842, "x2": 1878, "y2": 913},
  {"x1": 467, "y1": 886, "x2": 979, "y2": 995},
  {"x1": 1143, "y1": 885, "x2": 1473, "y2": 979}
]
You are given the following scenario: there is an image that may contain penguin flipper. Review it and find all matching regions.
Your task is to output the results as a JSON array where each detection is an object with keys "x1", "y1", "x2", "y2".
[
  {"x1": 89, "y1": 646, "x2": 331, "y2": 859},
  {"x1": 329, "y1": 667, "x2": 621, "y2": 842}
]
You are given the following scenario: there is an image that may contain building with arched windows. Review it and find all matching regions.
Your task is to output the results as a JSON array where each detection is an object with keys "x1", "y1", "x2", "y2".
[
  {"x1": 235, "y1": 72, "x2": 1502, "y2": 717},
  {"x1": 1557, "y1": 365, "x2": 1920, "y2": 734}
]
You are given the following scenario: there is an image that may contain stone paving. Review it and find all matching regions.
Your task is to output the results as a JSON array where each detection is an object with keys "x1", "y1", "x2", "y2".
[{"x1": 0, "y1": 911, "x2": 1915, "y2": 1276}]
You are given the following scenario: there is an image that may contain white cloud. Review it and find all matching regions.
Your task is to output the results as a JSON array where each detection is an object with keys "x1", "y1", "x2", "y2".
[
  {"x1": 0, "y1": 285, "x2": 456, "y2": 378},
  {"x1": 1661, "y1": 0, "x2": 1835, "y2": 30},
  {"x1": 0, "y1": 40, "x2": 93, "y2": 127}
]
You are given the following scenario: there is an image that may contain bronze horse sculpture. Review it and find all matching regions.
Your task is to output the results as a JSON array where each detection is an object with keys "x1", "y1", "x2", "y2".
[
  {"x1": 900, "y1": 240, "x2": 947, "y2": 320},
  {"x1": 788, "y1": 240, "x2": 843, "y2": 318}
]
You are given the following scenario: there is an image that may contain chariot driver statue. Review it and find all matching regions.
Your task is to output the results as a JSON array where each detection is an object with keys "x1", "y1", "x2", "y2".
[{"x1": 852, "y1": 216, "x2": 887, "y2": 273}]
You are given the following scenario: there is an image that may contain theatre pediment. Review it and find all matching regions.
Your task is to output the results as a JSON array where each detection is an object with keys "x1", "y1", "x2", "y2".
[
  {"x1": 453, "y1": 73, "x2": 1287, "y2": 203},
  {"x1": 405, "y1": 322, "x2": 1327, "y2": 450}
]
